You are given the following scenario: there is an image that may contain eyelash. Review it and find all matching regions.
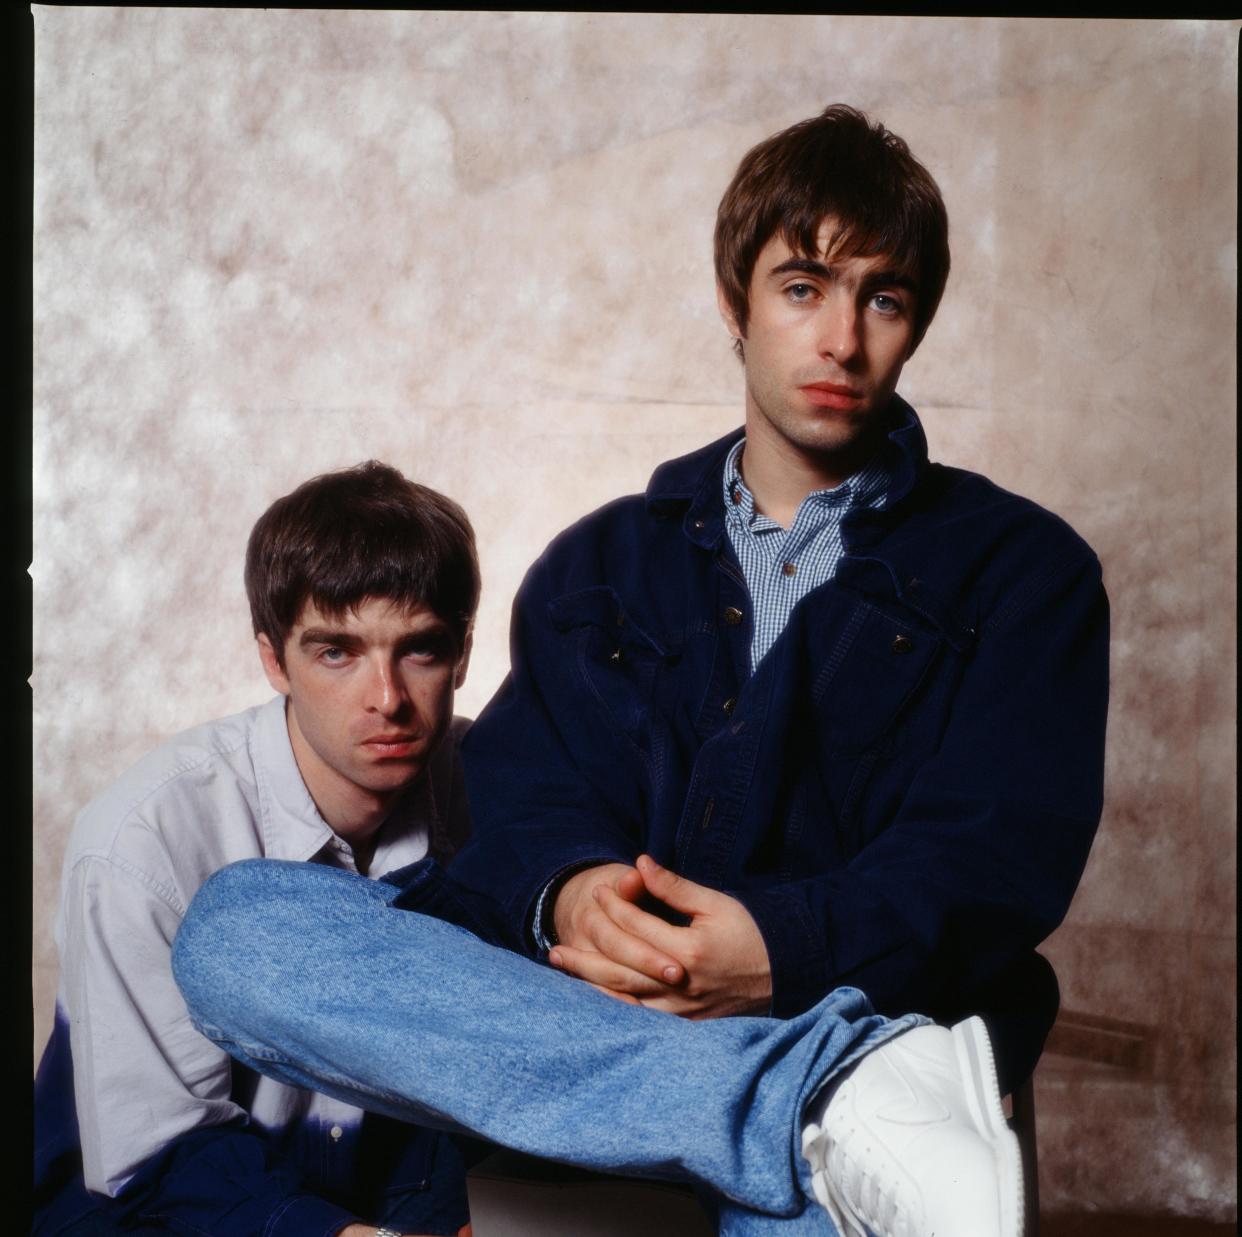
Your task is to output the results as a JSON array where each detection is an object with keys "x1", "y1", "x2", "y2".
[
  {"x1": 783, "y1": 283, "x2": 903, "y2": 315},
  {"x1": 403, "y1": 645, "x2": 442, "y2": 662},
  {"x1": 317, "y1": 646, "x2": 444, "y2": 663}
]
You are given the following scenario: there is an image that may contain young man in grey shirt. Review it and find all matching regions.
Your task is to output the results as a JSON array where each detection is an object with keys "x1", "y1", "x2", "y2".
[{"x1": 35, "y1": 462, "x2": 479, "y2": 1236}]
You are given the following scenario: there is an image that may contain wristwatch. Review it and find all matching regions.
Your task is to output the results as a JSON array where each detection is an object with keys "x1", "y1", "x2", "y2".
[{"x1": 374, "y1": 1228, "x2": 405, "y2": 1237}]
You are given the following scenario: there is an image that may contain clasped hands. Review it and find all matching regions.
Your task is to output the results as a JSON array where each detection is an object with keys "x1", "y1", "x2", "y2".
[{"x1": 547, "y1": 855, "x2": 772, "y2": 1019}]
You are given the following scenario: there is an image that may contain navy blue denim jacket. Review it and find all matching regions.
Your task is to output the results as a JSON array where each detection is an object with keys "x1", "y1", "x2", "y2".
[{"x1": 449, "y1": 399, "x2": 1109, "y2": 1090}]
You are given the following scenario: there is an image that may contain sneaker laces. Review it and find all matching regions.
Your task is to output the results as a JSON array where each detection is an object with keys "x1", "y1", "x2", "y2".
[{"x1": 825, "y1": 1128, "x2": 912, "y2": 1237}]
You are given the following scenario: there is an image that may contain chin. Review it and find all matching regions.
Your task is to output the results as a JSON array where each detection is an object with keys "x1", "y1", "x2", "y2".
[
  {"x1": 361, "y1": 764, "x2": 426, "y2": 795},
  {"x1": 793, "y1": 427, "x2": 867, "y2": 455}
]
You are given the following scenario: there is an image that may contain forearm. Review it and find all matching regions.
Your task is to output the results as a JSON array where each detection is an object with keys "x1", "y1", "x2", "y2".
[
  {"x1": 448, "y1": 828, "x2": 635, "y2": 954},
  {"x1": 449, "y1": 558, "x2": 649, "y2": 942}
]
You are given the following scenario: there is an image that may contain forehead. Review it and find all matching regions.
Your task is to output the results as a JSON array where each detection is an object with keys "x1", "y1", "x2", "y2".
[
  {"x1": 291, "y1": 596, "x2": 445, "y2": 635},
  {"x1": 755, "y1": 218, "x2": 913, "y2": 283}
]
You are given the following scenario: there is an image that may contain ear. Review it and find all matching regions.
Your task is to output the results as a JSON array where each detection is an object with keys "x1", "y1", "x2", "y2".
[
  {"x1": 257, "y1": 634, "x2": 292, "y2": 696},
  {"x1": 716, "y1": 282, "x2": 743, "y2": 341},
  {"x1": 453, "y1": 630, "x2": 474, "y2": 690}
]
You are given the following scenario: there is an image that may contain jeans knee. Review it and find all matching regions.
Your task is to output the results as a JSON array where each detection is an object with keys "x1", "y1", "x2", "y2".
[
  {"x1": 186, "y1": 860, "x2": 285, "y2": 942},
  {"x1": 171, "y1": 860, "x2": 298, "y2": 1021}
]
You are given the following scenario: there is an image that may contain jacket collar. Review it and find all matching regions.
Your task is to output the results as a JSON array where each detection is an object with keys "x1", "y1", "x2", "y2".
[
  {"x1": 644, "y1": 395, "x2": 928, "y2": 548},
  {"x1": 641, "y1": 398, "x2": 971, "y2": 649}
]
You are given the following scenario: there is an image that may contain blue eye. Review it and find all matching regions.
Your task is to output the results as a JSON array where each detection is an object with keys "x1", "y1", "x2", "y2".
[
  {"x1": 785, "y1": 282, "x2": 817, "y2": 302},
  {"x1": 404, "y1": 639, "x2": 450, "y2": 663},
  {"x1": 870, "y1": 293, "x2": 902, "y2": 315}
]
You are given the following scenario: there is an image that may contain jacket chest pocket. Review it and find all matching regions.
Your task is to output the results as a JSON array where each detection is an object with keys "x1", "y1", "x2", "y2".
[
  {"x1": 809, "y1": 601, "x2": 944, "y2": 755},
  {"x1": 549, "y1": 586, "x2": 680, "y2": 743}
]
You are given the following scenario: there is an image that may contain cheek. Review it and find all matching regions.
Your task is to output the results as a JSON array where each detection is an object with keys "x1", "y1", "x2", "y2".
[
  {"x1": 408, "y1": 670, "x2": 457, "y2": 718},
  {"x1": 884, "y1": 345, "x2": 910, "y2": 382},
  {"x1": 301, "y1": 695, "x2": 347, "y2": 743},
  {"x1": 742, "y1": 328, "x2": 784, "y2": 381}
]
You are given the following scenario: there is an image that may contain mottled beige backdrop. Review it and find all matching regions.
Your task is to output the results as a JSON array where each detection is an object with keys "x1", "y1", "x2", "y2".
[{"x1": 33, "y1": 9, "x2": 1236, "y2": 1224}]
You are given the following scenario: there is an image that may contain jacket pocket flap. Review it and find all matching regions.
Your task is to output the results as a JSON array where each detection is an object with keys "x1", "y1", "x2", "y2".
[
  {"x1": 812, "y1": 602, "x2": 944, "y2": 752},
  {"x1": 549, "y1": 586, "x2": 676, "y2": 659}
]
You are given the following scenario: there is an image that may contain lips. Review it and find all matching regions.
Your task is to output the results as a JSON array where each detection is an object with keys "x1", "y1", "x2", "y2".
[
  {"x1": 800, "y1": 382, "x2": 864, "y2": 410},
  {"x1": 362, "y1": 734, "x2": 421, "y2": 757}
]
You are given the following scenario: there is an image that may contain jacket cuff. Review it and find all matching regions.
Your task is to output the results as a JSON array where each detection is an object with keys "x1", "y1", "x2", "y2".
[
  {"x1": 732, "y1": 884, "x2": 831, "y2": 1019},
  {"x1": 736, "y1": 876, "x2": 930, "y2": 1020},
  {"x1": 529, "y1": 857, "x2": 623, "y2": 953}
]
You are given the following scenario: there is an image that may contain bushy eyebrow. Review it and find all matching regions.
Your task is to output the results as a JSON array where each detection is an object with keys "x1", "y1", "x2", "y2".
[
  {"x1": 298, "y1": 628, "x2": 361, "y2": 650},
  {"x1": 768, "y1": 257, "x2": 832, "y2": 280},
  {"x1": 296, "y1": 617, "x2": 453, "y2": 652},
  {"x1": 767, "y1": 257, "x2": 917, "y2": 292}
]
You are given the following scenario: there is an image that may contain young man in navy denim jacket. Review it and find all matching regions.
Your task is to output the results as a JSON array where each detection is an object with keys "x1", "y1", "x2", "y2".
[
  {"x1": 166, "y1": 103, "x2": 1106, "y2": 1237},
  {"x1": 34, "y1": 463, "x2": 479, "y2": 1237},
  {"x1": 448, "y1": 102, "x2": 1109, "y2": 1098}
]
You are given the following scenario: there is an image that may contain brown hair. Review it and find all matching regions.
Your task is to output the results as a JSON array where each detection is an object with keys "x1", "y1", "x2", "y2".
[
  {"x1": 714, "y1": 103, "x2": 950, "y2": 358},
  {"x1": 245, "y1": 461, "x2": 480, "y2": 663}
]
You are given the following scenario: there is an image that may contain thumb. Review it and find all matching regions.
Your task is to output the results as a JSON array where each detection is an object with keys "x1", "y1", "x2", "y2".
[
  {"x1": 614, "y1": 866, "x2": 646, "y2": 903},
  {"x1": 635, "y1": 854, "x2": 713, "y2": 915}
]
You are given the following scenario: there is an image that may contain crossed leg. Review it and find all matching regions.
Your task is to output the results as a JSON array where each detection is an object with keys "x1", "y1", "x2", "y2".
[{"x1": 171, "y1": 858, "x2": 919, "y2": 1232}]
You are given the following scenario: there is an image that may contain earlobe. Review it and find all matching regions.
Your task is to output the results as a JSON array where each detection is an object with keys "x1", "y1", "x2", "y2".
[{"x1": 257, "y1": 634, "x2": 292, "y2": 696}]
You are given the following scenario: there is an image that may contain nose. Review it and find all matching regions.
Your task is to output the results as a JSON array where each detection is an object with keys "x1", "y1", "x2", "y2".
[
  {"x1": 364, "y1": 658, "x2": 409, "y2": 717},
  {"x1": 818, "y1": 297, "x2": 860, "y2": 364}
]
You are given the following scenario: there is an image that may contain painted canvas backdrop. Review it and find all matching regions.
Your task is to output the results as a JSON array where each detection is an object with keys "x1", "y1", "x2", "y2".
[{"x1": 32, "y1": 11, "x2": 1236, "y2": 1221}]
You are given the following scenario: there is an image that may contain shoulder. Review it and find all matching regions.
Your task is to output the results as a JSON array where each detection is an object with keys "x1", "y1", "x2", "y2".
[
  {"x1": 508, "y1": 494, "x2": 650, "y2": 609},
  {"x1": 525, "y1": 432, "x2": 740, "y2": 592},
  {"x1": 917, "y1": 463, "x2": 1100, "y2": 566},
  {"x1": 66, "y1": 704, "x2": 268, "y2": 885},
  {"x1": 888, "y1": 463, "x2": 1105, "y2": 633}
]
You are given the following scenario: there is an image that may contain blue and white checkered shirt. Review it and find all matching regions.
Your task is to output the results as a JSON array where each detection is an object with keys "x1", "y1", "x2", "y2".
[{"x1": 723, "y1": 438, "x2": 889, "y2": 671}]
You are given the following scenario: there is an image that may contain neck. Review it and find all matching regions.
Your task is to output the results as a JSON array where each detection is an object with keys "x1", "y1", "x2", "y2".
[{"x1": 740, "y1": 416, "x2": 880, "y2": 528}]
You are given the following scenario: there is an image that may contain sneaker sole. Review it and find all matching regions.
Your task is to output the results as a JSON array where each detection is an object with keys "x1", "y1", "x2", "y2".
[{"x1": 952, "y1": 1016, "x2": 1025, "y2": 1237}]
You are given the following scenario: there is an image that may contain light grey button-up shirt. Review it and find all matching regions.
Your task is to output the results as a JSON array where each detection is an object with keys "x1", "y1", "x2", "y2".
[{"x1": 55, "y1": 694, "x2": 469, "y2": 1196}]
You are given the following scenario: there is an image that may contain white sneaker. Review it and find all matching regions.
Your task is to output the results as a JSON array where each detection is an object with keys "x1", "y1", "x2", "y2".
[{"x1": 800, "y1": 1016, "x2": 1024, "y2": 1237}]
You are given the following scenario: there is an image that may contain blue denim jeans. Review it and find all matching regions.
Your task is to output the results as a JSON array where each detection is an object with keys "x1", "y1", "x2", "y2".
[{"x1": 172, "y1": 860, "x2": 925, "y2": 1236}]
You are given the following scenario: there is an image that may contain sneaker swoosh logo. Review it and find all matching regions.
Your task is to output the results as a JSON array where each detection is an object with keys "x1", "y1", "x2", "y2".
[{"x1": 874, "y1": 1058, "x2": 953, "y2": 1126}]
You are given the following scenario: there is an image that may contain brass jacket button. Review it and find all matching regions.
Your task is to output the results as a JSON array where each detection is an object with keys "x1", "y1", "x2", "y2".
[
  {"x1": 723, "y1": 606, "x2": 744, "y2": 626},
  {"x1": 891, "y1": 634, "x2": 914, "y2": 654}
]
